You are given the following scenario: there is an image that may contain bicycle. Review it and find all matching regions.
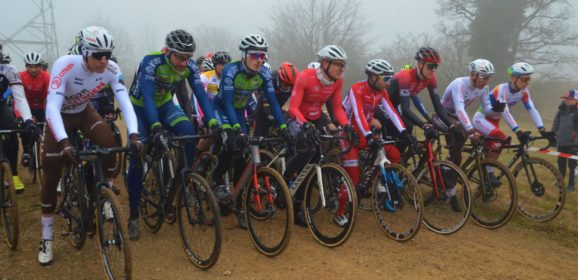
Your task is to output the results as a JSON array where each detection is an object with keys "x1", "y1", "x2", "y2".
[
  {"x1": 404, "y1": 131, "x2": 472, "y2": 235},
  {"x1": 0, "y1": 128, "x2": 24, "y2": 250},
  {"x1": 139, "y1": 133, "x2": 222, "y2": 269},
  {"x1": 355, "y1": 135, "x2": 423, "y2": 242},
  {"x1": 26, "y1": 121, "x2": 44, "y2": 184},
  {"x1": 502, "y1": 134, "x2": 565, "y2": 222},
  {"x1": 263, "y1": 132, "x2": 357, "y2": 247},
  {"x1": 460, "y1": 136, "x2": 517, "y2": 229},
  {"x1": 50, "y1": 143, "x2": 133, "y2": 280},
  {"x1": 214, "y1": 136, "x2": 294, "y2": 257}
]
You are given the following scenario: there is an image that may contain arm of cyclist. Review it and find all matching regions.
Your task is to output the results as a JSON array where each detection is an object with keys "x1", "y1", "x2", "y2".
[
  {"x1": 219, "y1": 67, "x2": 240, "y2": 129},
  {"x1": 449, "y1": 85, "x2": 475, "y2": 131},
  {"x1": 521, "y1": 91, "x2": 545, "y2": 131},
  {"x1": 411, "y1": 95, "x2": 430, "y2": 122},
  {"x1": 5, "y1": 65, "x2": 32, "y2": 121},
  {"x1": 399, "y1": 92, "x2": 427, "y2": 129},
  {"x1": 262, "y1": 71, "x2": 287, "y2": 129},
  {"x1": 287, "y1": 74, "x2": 308, "y2": 125},
  {"x1": 429, "y1": 87, "x2": 452, "y2": 127},
  {"x1": 108, "y1": 63, "x2": 138, "y2": 136},
  {"x1": 45, "y1": 59, "x2": 69, "y2": 142},
  {"x1": 380, "y1": 95, "x2": 406, "y2": 133},
  {"x1": 138, "y1": 57, "x2": 162, "y2": 130}
]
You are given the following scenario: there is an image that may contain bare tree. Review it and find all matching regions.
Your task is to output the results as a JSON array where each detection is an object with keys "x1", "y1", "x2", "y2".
[
  {"x1": 193, "y1": 26, "x2": 239, "y2": 58},
  {"x1": 437, "y1": 0, "x2": 578, "y2": 80},
  {"x1": 263, "y1": 0, "x2": 371, "y2": 85}
]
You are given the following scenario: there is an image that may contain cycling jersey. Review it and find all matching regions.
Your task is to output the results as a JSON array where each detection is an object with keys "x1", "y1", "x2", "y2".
[
  {"x1": 389, "y1": 68, "x2": 451, "y2": 129},
  {"x1": 213, "y1": 60, "x2": 285, "y2": 130},
  {"x1": 343, "y1": 80, "x2": 405, "y2": 137},
  {"x1": 475, "y1": 82, "x2": 544, "y2": 133},
  {"x1": 129, "y1": 52, "x2": 216, "y2": 129},
  {"x1": 20, "y1": 70, "x2": 50, "y2": 110},
  {"x1": 0, "y1": 63, "x2": 32, "y2": 120},
  {"x1": 288, "y1": 68, "x2": 347, "y2": 126},
  {"x1": 45, "y1": 55, "x2": 138, "y2": 142},
  {"x1": 200, "y1": 69, "x2": 219, "y2": 100},
  {"x1": 441, "y1": 76, "x2": 489, "y2": 131}
]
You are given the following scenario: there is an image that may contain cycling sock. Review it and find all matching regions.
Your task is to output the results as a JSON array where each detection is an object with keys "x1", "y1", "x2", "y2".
[
  {"x1": 42, "y1": 216, "x2": 54, "y2": 240},
  {"x1": 343, "y1": 166, "x2": 359, "y2": 187}
]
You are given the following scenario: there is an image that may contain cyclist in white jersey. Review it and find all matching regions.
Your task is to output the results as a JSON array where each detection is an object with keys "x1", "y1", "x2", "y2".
[{"x1": 38, "y1": 26, "x2": 140, "y2": 266}]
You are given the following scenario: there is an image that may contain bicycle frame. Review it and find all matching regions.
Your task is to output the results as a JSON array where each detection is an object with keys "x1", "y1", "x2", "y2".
[{"x1": 413, "y1": 138, "x2": 449, "y2": 200}]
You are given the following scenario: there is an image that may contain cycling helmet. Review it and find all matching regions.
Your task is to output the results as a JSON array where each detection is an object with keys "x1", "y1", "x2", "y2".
[
  {"x1": 365, "y1": 59, "x2": 394, "y2": 76},
  {"x1": 317, "y1": 45, "x2": 347, "y2": 61},
  {"x1": 0, "y1": 53, "x2": 11, "y2": 64},
  {"x1": 109, "y1": 55, "x2": 118, "y2": 64},
  {"x1": 307, "y1": 61, "x2": 320, "y2": 69},
  {"x1": 239, "y1": 34, "x2": 268, "y2": 51},
  {"x1": 79, "y1": 26, "x2": 115, "y2": 52},
  {"x1": 24, "y1": 51, "x2": 42, "y2": 65},
  {"x1": 468, "y1": 59, "x2": 495, "y2": 75},
  {"x1": 165, "y1": 29, "x2": 196, "y2": 54},
  {"x1": 196, "y1": 56, "x2": 206, "y2": 66},
  {"x1": 278, "y1": 62, "x2": 299, "y2": 85},
  {"x1": 201, "y1": 58, "x2": 214, "y2": 71},
  {"x1": 508, "y1": 62, "x2": 534, "y2": 76},
  {"x1": 68, "y1": 43, "x2": 82, "y2": 55},
  {"x1": 211, "y1": 51, "x2": 231, "y2": 65},
  {"x1": 415, "y1": 47, "x2": 441, "y2": 64}
]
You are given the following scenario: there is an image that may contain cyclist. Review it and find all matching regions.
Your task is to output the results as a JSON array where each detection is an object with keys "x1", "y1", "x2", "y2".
[
  {"x1": 285, "y1": 44, "x2": 357, "y2": 227},
  {"x1": 472, "y1": 62, "x2": 552, "y2": 161},
  {"x1": 201, "y1": 57, "x2": 214, "y2": 72},
  {"x1": 1, "y1": 46, "x2": 37, "y2": 194},
  {"x1": 440, "y1": 59, "x2": 495, "y2": 166},
  {"x1": 253, "y1": 62, "x2": 299, "y2": 137},
  {"x1": 211, "y1": 34, "x2": 290, "y2": 228},
  {"x1": 127, "y1": 29, "x2": 219, "y2": 240},
  {"x1": 200, "y1": 51, "x2": 231, "y2": 102},
  {"x1": 388, "y1": 47, "x2": 463, "y2": 210},
  {"x1": 342, "y1": 59, "x2": 410, "y2": 210},
  {"x1": 38, "y1": 26, "x2": 140, "y2": 265},
  {"x1": 195, "y1": 55, "x2": 206, "y2": 73},
  {"x1": 19, "y1": 51, "x2": 50, "y2": 168}
]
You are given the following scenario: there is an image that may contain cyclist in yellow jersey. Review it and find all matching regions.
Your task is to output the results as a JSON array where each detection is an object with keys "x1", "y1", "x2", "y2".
[{"x1": 200, "y1": 51, "x2": 231, "y2": 102}]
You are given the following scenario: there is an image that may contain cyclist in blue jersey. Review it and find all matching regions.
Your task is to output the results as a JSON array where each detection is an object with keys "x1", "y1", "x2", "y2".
[{"x1": 126, "y1": 29, "x2": 219, "y2": 240}]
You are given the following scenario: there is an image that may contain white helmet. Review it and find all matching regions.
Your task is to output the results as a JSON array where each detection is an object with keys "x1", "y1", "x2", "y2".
[
  {"x1": 307, "y1": 62, "x2": 320, "y2": 69},
  {"x1": 24, "y1": 51, "x2": 42, "y2": 65},
  {"x1": 68, "y1": 43, "x2": 82, "y2": 55},
  {"x1": 468, "y1": 59, "x2": 494, "y2": 75},
  {"x1": 201, "y1": 58, "x2": 214, "y2": 71},
  {"x1": 365, "y1": 59, "x2": 394, "y2": 75},
  {"x1": 508, "y1": 62, "x2": 534, "y2": 76},
  {"x1": 79, "y1": 26, "x2": 115, "y2": 52},
  {"x1": 317, "y1": 45, "x2": 347, "y2": 61},
  {"x1": 239, "y1": 34, "x2": 268, "y2": 51}
]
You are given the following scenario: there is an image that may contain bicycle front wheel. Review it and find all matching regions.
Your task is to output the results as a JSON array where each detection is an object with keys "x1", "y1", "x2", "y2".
[
  {"x1": 96, "y1": 187, "x2": 132, "y2": 280},
  {"x1": 372, "y1": 163, "x2": 423, "y2": 242},
  {"x1": 139, "y1": 159, "x2": 163, "y2": 233},
  {"x1": 244, "y1": 166, "x2": 293, "y2": 256},
  {"x1": 1, "y1": 162, "x2": 19, "y2": 250},
  {"x1": 467, "y1": 159, "x2": 517, "y2": 229},
  {"x1": 512, "y1": 157, "x2": 565, "y2": 222},
  {"x1": 415, "y1": 160, "x2": 471, "y2": 235},
  {"x1": 303, "y1": 163, "x2": 356, "y2": 247},
  {"x1": 176, "y1": 173, "x2": 222, "y2": 269},
  {"x1": 62, "y1": 164, "x2": 88, "y2": 249}
]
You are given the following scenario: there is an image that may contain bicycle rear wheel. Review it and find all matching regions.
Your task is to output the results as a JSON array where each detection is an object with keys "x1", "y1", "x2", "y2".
[
  {"x1": 139, "y1": 159, "x2": 164, "y2": 233},
  {"x1": 61, "y1": 164, "x2": 88, "y2": 249},
  {"x1": 303, "y1": 163, "x2": 356, "y2": 247},
  {"x1": 512, "y1": 157, "x2": 565, "y2": 222},
  {"x1": 372, "y1": 163, "x2": 423, "y2": 242},
  {"x1": 244, "y1": 166, "x2": 293, "y2": 256},
  {"x1": 191, "y1": 152, "x2": 218, "y2": 182},
  {"x1": 1, "y1": 162, "x2": 19, "y2": 250},
  {"x1": 27, "y1": 140, "x2": 38, "y2": 184},
  {"x1": 415, "y1": 160, "x2": 471, "y2": 235},
  {"x1": 97, "y1": 187, "x2": 132, "y2": 280},
  {"x1": 467, "y1": 159, "x2": 517, "y2": 229},
  {"x1": 176, "y1": 173, "x2": 222, "y2": 269}
]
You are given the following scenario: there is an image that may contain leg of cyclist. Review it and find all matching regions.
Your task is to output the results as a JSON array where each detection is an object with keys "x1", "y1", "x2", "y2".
[{"x1": 0, "y1": 105, "x2": 24, "y2": 193}]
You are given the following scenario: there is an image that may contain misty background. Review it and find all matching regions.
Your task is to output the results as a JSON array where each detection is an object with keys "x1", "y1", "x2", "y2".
[{"x1": 2, "y1": 0, "x2": 578, "y2": 126}]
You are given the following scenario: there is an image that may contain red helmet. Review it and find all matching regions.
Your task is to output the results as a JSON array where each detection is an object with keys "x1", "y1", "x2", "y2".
[
  {"x1": 277, "y1": 62, "x2": 299, "y2": 85},
  {"x1": 415, "y1": 47, "x2": 441, "y2": 64}
]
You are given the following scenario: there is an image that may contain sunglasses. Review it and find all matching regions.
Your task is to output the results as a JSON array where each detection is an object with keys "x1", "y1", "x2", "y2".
[
  {"x1": 379, "y1": 75, "x2": 393, "y2": 82},
  {"x1": 91, "y1": 51, "x2": 112, "y2": 60},
  {"x1": 519, "y1": 77, "x2": 531, "y2": 83},
  {"x1": 248, "y1": 52, "x2": 267, "y2": 60},
  {"x1": 426, "y1": 63, "x2": 439, "y2": 70}
]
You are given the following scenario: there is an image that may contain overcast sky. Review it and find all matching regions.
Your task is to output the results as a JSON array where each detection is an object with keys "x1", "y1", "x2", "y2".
[{"x1": 2, "y1": 0, "x2": 577, "y2": 71}]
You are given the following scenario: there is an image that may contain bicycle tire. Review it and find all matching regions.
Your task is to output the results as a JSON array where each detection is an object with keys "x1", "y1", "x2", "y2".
[
  {"x1": 415, "y1": 160, "x2": 471, "y2": 235},
  {"x1": 259, "y1": 149, "x2": 281, "y2": 173},
  {"x1": 176, "y1": 173, "x2": 222, "y2": 269},
  {"x1": 303, "y1": 163, "x2": 356, "y2": 247},
  {"x1": 62, "y1": 164, "x2": 88, "y2": 249},
  {"x1": 372, "y1": 163, "x2": 423, "y2": 242},
  {"x1": 244, "y1": 166, "x2": 293, "y2": 256},
  {"x1": 1, "y1": 161, "x2": 19, "y2": 250},
  {"x1": 467, "y1": 159, "x2": 517, "y2": 229},
  {"x1": 139, "y1": 159, "x2": 163, "y2": 233},
  {"x1": 27, "y1": 141, "x2": 38, "y2": 184},
  {"x1": 191, "y1": 151, "x2": 218, "y2": 182},
  {"x1": 512, "y1": 157, "x2": 565, "y2": 222},
  {"x1": 97, "y1": 187, "x2": 132, "y2": 280}
]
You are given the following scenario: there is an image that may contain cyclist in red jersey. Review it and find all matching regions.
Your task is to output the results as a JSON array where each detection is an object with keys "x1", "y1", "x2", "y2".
[
  {"x1": 285, "y1": 44, "x2": 357, "y2": 227},
  {"x1": 20, "y1": 51, "x2": 50, "y2": 166},
  {"x1": 342, "y1": 59, "x2": 411, "y2": 196}
]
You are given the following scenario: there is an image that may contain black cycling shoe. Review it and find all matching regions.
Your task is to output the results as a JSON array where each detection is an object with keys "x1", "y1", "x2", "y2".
[
  {"x1": 449, "y1": 196, "x2": 462, "y2": 212},
  {"x1": 294, "y1": 210, "x2": 308, "y2": 227}
]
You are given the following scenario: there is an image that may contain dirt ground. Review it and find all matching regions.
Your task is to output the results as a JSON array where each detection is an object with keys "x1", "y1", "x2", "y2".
[{"x1": 1, "y1": 166, "x2": 578, "y2": 280}]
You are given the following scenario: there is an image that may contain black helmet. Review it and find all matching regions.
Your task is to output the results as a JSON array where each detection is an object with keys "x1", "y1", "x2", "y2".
[
  {"x1": 165, "y1": 29, "x2": 196, "y2": 54},
  {"x1": 212, "y1": 51, "x2": 231, "y2": 65}
]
